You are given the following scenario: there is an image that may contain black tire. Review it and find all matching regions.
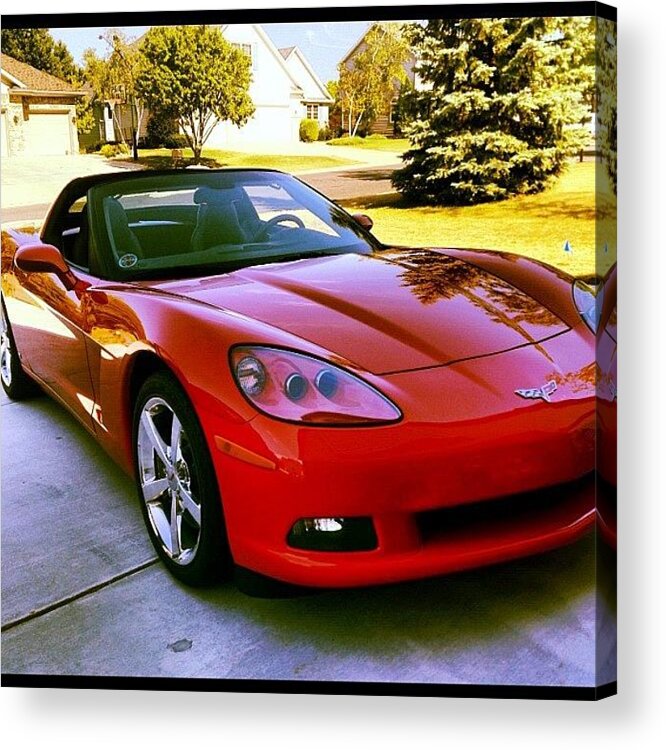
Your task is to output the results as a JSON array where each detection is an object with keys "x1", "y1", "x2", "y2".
[
  {"x1": 1, "y1": 298, "x2": 38, "y2": 401},
  {"x1": 133, "y1": 370, "x2": 232, "y2": 586}
]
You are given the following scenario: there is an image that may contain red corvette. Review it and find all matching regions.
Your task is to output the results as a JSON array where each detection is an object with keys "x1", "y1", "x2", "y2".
[{"x1": 1, "y1": 169, "x2": 599, "y2": 589}]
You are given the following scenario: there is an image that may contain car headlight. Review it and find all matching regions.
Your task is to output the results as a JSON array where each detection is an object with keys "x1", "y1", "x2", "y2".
[
  {"x1": 230, "y1": 346, "x2": 401, "y2": 425},
  {"x1": 573, "y1": 279, "x2": 605, "y2": 333}
]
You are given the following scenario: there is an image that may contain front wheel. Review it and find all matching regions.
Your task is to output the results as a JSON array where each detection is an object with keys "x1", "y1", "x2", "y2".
[
  {"x1": 1, "y1": 300, "x2": 38, "y2": 400},
  {"x1": 133, "y1": 370, "x2": 232, "y2": 586}
]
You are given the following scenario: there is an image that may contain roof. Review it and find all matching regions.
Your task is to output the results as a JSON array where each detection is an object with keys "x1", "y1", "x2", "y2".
[
  {"x1": 0, "y1": 53, "x2": 80, "y2": 94},
  {"x1": 279, "y1": 45, "x2": 334, "y2": 104},
  {"x1": 340, "y1": 21, "x2": 416, "y2": 67}
]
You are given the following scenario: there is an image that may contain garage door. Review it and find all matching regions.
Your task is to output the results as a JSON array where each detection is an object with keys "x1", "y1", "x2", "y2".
[{"x1": 24, "y1": 111, "x2": 72, "y2": 156}]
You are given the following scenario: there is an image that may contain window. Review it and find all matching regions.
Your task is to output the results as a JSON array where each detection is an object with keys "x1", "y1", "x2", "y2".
[
  {"x1": 232, "y1": 42, "x2": 255, "y2": 69},
  {"x1": 389, "y1": 101, "x2": 399, "y2": 124},
  {"x1": 306, "y1": 104, "x2": 319, "y2": 120}
]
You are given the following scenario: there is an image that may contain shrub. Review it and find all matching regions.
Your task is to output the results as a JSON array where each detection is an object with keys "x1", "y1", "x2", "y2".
[
  {"x1": 99, "y1": 142, "x2": 130, "y2": 158},
  {"x1": 317, "y1": 125, "x2": 332, "y2": 141},
  {"x1": 299, "y1": 119, "x2": 319, "y2": 142},
  {"x1": 164, "y1": 133, "x2": 189, "y2": 149},
  {"x1": 327, "y1": 135, "x2": 365, "y2": 147},
  {"x1": 99, "y1": 144, "x2": 116, "y2": 158},
  {"x1": 367, "y1": 133, "x2": 388, "y2": 140},
  {"x1": 144, "y1": 112, "x2": 179, "y2": 148}
]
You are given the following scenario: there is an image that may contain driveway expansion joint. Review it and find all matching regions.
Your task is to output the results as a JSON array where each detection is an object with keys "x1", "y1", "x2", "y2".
[{"x1": 1, "y1": 557, "x2": 159, "y2": 633}]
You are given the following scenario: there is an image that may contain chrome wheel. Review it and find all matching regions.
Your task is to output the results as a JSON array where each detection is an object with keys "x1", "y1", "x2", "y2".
[
  {"x1": 137, "y1": 396, "x2": 202, "y2": 566},
  {"x1": 1, "y1": 304, "x2": 12, "y2": 388}
]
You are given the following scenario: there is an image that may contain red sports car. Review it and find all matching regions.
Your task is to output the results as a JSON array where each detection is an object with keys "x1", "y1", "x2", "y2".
[{"x1": 1, "y1": 169, "x2": 599, "y2": 589}]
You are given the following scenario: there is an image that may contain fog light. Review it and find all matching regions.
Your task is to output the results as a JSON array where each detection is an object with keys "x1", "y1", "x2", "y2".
[{"x1": 287, "y1": 516, "x2": 377, "y2": 552}]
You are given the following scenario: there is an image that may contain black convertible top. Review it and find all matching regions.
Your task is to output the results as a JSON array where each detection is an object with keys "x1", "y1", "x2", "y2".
[{"x1": 41, "y1": 167, "x2": 284, "y2": 246}]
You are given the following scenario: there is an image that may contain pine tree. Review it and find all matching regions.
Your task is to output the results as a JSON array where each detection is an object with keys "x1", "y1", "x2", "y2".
[
  {"x1": 393, "y1": 17, "x2": 595, "y2": 205},
  {"x1": 597, "y1": 18, "x2": 617, "y2": 194}
]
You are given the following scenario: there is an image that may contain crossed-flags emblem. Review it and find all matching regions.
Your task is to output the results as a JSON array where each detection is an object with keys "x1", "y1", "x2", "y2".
[{"x1": 514, "y1": 380, "x2": 558, "y2": 403}]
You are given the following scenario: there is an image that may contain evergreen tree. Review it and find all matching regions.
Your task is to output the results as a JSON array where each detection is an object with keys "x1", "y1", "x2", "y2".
[
  {"x1": 597, "y1": 18, "x2": 617, "y2": 194},
  {"x1": 393, "y1": 17, "x2": 595, "y2": 205}
]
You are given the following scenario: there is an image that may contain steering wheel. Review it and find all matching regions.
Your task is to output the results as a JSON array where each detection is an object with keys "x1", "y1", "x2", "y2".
[{"x1": 252, "y1": 213, "x2": 305, "y2": 242}]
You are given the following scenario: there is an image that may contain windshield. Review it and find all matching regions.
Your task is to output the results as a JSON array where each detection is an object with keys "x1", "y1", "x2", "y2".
[{"x1": 90, "y1": 170, "x2": 378, "y2": 280}]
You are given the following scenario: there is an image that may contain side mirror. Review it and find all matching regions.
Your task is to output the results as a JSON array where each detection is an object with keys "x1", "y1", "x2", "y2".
[
  {"x1": 352, "y1": 213, "x2": 374, "y2": 231},
  {"x1": 14, "y1": 242, "x2": 79, "y2": 292}
]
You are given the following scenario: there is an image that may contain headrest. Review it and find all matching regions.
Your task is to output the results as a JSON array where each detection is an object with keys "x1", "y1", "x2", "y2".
[{"x1": 193, "y1": 187, "x2": 236, "y2": 205}]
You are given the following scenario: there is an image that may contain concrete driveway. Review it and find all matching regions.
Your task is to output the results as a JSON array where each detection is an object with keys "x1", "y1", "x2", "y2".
[
  {"x1": 1, "y1": 386, "x2": 615, "y2": 687},
  {"x1": 0, "y1": 154, "x2": 141, "y2": 224}
]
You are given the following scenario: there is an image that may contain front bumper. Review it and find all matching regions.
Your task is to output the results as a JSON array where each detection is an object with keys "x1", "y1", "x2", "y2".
[{"x1": 204, "y1": 331, "x2": 597, "y2": 588}]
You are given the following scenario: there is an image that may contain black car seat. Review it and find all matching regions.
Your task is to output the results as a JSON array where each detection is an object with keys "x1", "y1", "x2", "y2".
[
  {"x1": 191, "y1": 187, "x2": 249, "y2": 253},
  {"x1": 105, "y1": 197, "x2": 143, "y2": 258},
  {"x1": 69, "y1": 204, "x2": 90, "y2": 268}
]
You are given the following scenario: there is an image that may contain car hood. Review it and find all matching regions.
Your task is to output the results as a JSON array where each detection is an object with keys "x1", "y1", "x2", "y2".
[{"x1": 143, "y1": 248, "x2": 569, "y2": 375}]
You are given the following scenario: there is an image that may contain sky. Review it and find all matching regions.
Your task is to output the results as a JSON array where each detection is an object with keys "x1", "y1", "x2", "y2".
[{"x1": 50, "y1": 21, "x2": 373, "y2": 84}]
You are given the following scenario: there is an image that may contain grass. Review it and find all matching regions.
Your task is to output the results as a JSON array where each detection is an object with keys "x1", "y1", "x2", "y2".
[
  {"x1": 114, "y1": 148, "x2": 358, "y2": 172},
  {"x1": 339, "y1": 161, "x2": 616, "y2": 278},
  {"x1": 327, "y1": 135, "x2": 410, "y2": 153}
]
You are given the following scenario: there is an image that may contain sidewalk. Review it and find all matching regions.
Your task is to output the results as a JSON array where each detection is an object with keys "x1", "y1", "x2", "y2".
[{"x1": 222, "y1": 138, "x2": 404, "y2": 169}]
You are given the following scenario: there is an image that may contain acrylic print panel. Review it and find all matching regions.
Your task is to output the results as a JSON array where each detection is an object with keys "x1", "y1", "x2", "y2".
[{"x1": 0, "y1": 2, "x2": 617, "y2": 699}]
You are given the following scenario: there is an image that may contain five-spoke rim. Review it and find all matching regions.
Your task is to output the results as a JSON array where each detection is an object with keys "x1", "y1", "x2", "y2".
[
  {"x1": 137, "y1": 397, "x2": 201, "y2": 565},
  {"x1": 1, "y1": 306, "x2": 12, "y2": 388}
]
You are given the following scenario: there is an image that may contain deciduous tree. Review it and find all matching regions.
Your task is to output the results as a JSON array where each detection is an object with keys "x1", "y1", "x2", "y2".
[
  {"x1": 136, "y1": 25, "x2": 254, "y2": 163},
  {"x1": 337, "y1": 23, "x2": 410, "y2": 137},
  {"x1": 1, "y1": 28, "x2": 78, "y2": 82},
  {"x1": 84, "y1": 30, "x2": 147, "y2": 158}
]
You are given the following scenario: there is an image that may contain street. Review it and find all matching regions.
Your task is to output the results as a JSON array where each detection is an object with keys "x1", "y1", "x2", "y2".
[{"x1": 0, "y1": 157, "x2": 400, "y2": 224}]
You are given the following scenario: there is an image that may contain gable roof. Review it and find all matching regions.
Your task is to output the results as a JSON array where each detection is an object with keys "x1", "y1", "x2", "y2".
[
  {"x1": 279, "y1": 45, "x2": 334, "y2": 104},
  {"x1": 0, "y1": 53, "x2": 80, "y2": 93},
  {"x1": 221, "y1": 23, "x2": 304, "y2": 95},
  {"x1": 340, "y1": 21, "x2": 416, "y2": 67}
]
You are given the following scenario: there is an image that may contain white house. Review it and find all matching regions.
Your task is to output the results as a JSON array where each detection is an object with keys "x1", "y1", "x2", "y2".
[
  {"x1": 207, "y1": 24, "x2": 334, "y2": 148},
  {"x1": 278, "y1": 45, "x2": 333, "y2": 131}
]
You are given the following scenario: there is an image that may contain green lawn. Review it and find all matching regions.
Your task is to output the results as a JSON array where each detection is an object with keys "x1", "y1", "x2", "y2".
[
  {"x1": 327, "y1": 136, "x2": 410, "y2": 153},
  {"x1": 339, "y1": 161, "x2": 616, "y2": 278},
  {"x1": 114, "y1": 148, "x2": 358, "y2": 172}
]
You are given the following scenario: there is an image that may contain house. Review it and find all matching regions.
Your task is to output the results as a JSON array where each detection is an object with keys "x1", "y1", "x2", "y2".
[
  {"x1": 1, "y1": 53, "x2": 85, "y2": 158},
  {"x1": 91, "y1": 24, "x2": 334, "y2": 149},
  {"x1": 206, "y1": 24, "x2": 333, "y2": 147},
  {"x1": 339, "y1": 23, "x2": 419, "y2": 137},
  {"x1": 278, "y1": 45, "x2": 332, "y2": 132}
]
